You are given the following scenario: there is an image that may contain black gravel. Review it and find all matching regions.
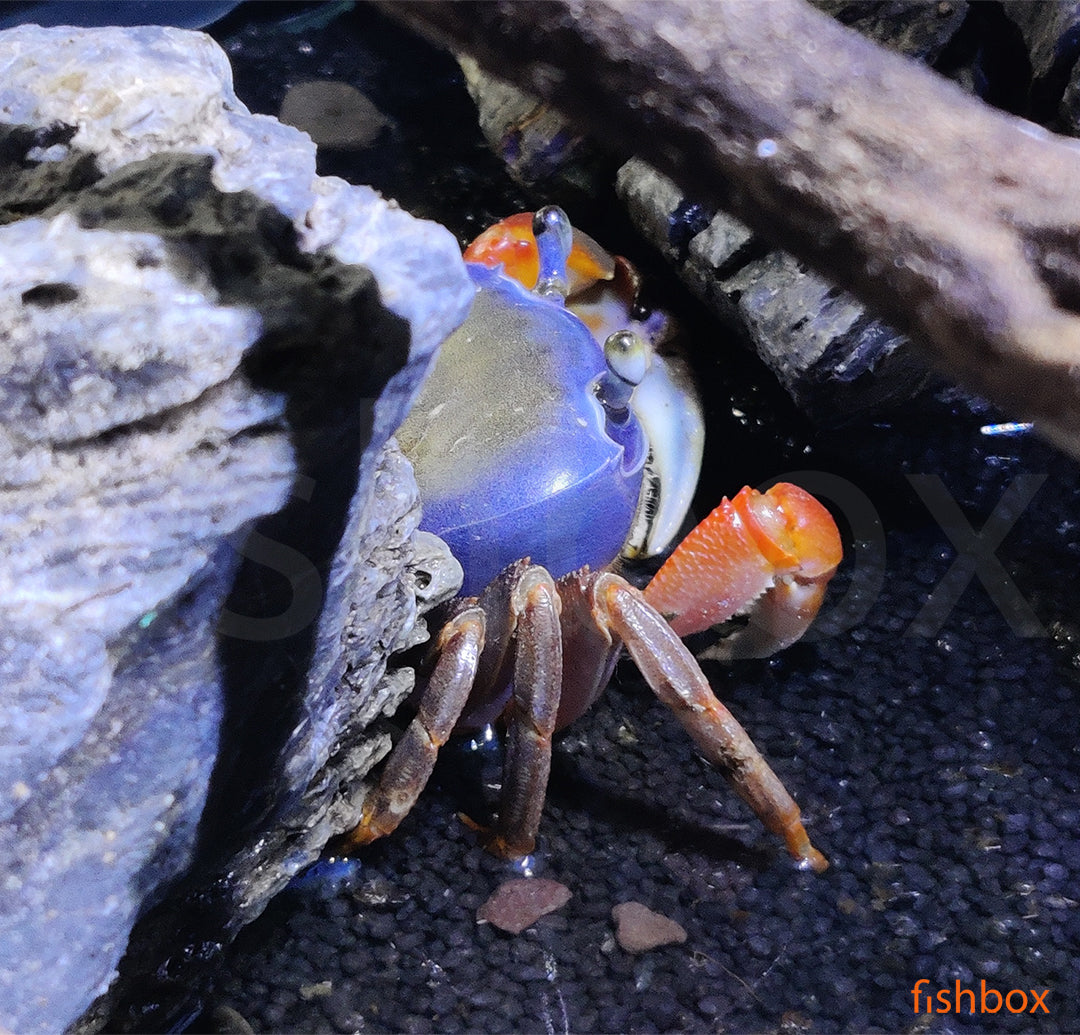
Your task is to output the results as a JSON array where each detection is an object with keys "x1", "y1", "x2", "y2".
[{"x1": 196, "y1": 6, "x2": 1080, "y2": 1033}]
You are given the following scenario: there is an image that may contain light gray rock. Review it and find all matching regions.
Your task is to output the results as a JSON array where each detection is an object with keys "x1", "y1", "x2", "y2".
[
  {"x1": 0, "y1": 23, "x2": 473, "y2": 1035},
  {"x1": 0, "y1": 24, "x2": 316, "y2": 221}
]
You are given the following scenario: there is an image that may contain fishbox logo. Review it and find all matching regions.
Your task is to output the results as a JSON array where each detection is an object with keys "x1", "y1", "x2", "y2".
[{"x1": 911, "y1": 980, "x2": 1050, "y2": 1015}]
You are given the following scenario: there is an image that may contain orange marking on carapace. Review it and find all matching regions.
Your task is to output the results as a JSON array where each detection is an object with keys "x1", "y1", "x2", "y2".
[
  {"x1": 464, "y1": 212, "x2": 616, "y2": 294},
  {"x1": 643, "y1": 483, "x2": 841, "y2": 638}
]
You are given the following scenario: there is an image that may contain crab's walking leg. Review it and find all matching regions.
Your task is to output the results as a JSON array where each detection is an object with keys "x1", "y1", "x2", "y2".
[
  {"x1": 338, "y1": 605, "x2": 486, "y2": 851},
  {"x1": 597, "y1": 573, "x2": 828, "y2": 873},
  {"x1": 486, "y1": 567, "x2": 564, "y2": 859}
]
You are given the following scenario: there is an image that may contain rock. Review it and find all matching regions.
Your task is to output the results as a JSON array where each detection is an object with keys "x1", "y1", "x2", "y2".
[
  {"x1": 0, "y1": 24, "x2": 473, "y2": 1035},
  {"x1": 476, "y1": 878, "x2": 572, "y2": 935},
  {"x1": 611, "y1": 901, "x2": 687, "y2": 954}
]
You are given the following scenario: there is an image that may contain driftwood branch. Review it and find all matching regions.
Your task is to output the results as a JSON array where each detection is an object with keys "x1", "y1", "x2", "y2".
[{"x1": 382, "y1": 0, "x2": 1080, "y2": 458}]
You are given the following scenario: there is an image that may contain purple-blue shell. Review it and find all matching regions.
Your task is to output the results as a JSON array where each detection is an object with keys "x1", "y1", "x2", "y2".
[{"x1": 397, "y1": 262, "x2": 648, "y2": 597}]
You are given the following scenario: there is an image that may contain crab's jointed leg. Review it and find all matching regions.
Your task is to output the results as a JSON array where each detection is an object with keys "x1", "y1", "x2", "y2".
[
  {"x1": 341, "y1": 562, "x2": 565, "y2": 861},
  {"x1": 593, "y1": 571, "x2": 828, "y2": 873},
  {"x1": 338, "y1": 605, "x2": 486, "y2": 851},
  {"x1": 484, "y1": 565, "x2": 563, "y2": 859}
]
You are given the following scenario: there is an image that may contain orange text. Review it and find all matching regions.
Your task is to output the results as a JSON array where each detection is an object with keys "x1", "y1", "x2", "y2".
[{"x1": 911, "y1": 979, "x2": 1049, "y2": 1015}]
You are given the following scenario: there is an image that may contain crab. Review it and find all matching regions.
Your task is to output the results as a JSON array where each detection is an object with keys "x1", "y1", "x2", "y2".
[{"x1": 342, "y1": 207, "x2": 840, "y2": 873}]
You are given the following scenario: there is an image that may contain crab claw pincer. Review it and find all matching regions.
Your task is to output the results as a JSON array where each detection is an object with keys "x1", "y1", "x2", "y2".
[{"x1": 643, "y1": 483, "x2": 842, "y2": 658}]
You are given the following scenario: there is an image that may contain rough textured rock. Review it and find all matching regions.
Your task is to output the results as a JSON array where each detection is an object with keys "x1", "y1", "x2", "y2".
[
  {"x1": 0, "y1": 24, "x2": 473, "y2": 1035},
  {"x1": 0, "y1": 217, "x2": 280, "y2": 815}
]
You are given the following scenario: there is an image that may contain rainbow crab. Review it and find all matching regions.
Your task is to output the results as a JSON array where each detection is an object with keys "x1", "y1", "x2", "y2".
[{"x1": 343, "y1": 207, "x2": 840, "y2": 872}]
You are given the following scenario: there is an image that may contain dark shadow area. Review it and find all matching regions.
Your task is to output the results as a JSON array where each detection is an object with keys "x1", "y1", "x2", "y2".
[
  {"x1": 934, "y1": 2, "x2": 1033, "y2": 115},
  {"x1": 547, "y1": 742, "x2": 774, "y2": 872}
]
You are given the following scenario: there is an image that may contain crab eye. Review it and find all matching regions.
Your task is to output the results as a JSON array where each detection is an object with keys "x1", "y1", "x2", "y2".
[
  {"x1": 532, "y1": 205, "x2": 573, "y2": 300},
  {"x1": 595, "y1": 329, "x2": 649, "y2": 418},
  {"x1": 604, "y1": 329, "x2": 649, "y2": 386}
]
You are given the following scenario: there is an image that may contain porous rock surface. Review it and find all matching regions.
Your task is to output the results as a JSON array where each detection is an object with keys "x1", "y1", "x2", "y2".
[{"x1": 0, "y1": 24, "x2": 473, "y2": 1035}]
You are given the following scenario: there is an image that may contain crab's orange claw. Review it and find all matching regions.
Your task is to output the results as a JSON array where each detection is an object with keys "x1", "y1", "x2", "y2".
[
  {"x1": 643, "y1": 483, "x2": 842, "y2": 654},
  {"x1": 464, "y1": 212, "x2": 616, "y2": 295}
]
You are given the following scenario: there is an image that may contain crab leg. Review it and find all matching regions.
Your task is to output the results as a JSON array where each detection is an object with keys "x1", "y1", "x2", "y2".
[
  {"x1": 485, "y1": 565, "x2": 564, "y2": 859},
  {"x1": 595, "y1": 572, "x2": 828, "y2": 872},
  {"x1": 338, "y1": 605, "x2": 486, "y2": 851}
]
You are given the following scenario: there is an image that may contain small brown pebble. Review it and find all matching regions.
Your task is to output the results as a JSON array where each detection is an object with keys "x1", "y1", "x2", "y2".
[
  {"x1": 476, "y1": 878, "x2": 572, "y2": 934},
  {"x1": 612, "y1": 901, "x2": 688, "y2": 953}
]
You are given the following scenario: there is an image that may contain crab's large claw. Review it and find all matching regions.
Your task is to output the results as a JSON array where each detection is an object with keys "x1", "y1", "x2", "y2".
[
  {"x1": 620, "y1": 349, "x2": 705, "y2": 561},
  {"x1": 643, "y1": 483, "x2": 842, "y2": 658},
  {"x1": 464, "y1": 211, "x2": 615, "y2": 296}
]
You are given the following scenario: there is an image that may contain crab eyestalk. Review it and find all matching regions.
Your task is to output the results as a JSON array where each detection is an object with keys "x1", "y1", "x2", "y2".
[
  {"x1": 532, "y1": 205, "x2": 574, "y2": 301},
  {"x1": 595, "y1": 328, "x2": 649, "y2": 417},
  {"x1": 463, "y1": 210, "x2": 615, "y2": 294}
]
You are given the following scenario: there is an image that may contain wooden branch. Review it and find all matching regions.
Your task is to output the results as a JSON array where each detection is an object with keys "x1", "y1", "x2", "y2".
[{"x1": 381, "y1": 0, "x2": 1080, "y2": 459}]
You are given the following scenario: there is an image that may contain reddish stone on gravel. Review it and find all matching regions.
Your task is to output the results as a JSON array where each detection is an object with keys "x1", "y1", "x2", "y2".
[
  {"x1": 612, "y1": 901, "x2": 688, "y2": 953},
  {"x1": 476, "y1": 878, "x2": 572, "y2": 934}
]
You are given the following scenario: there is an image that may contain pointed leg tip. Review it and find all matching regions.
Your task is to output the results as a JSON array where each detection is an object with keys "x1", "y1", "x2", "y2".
[
  {"x1": 784, "y1": 817, "x2": 828, "y2": 872},
  {"x1": 795, "y1": 844, "x2": 829, "y2": 873},
  {"x1": 457, "y1": 813, "x2": 536, "y2": 860},
  {"x1": 484, "y1": 830, "x2": 536, "y2": 861}
]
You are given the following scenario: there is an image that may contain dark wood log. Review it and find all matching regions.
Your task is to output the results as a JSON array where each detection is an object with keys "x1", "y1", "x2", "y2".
[{"x1": 382, "y1": 0, "x2": 1080, "y2": 458}]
